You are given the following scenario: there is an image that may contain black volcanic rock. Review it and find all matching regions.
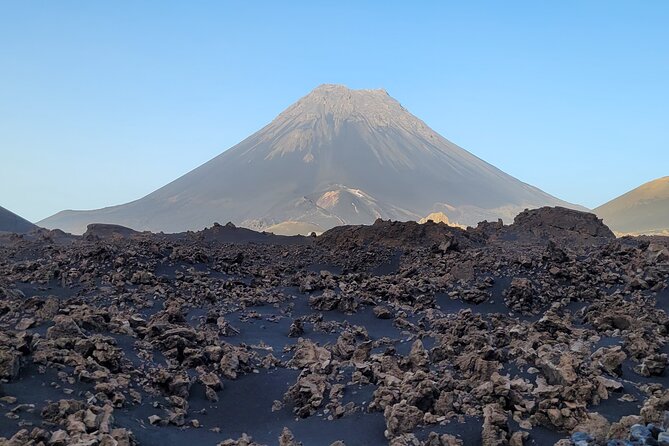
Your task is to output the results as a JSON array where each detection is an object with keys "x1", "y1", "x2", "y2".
[
  {"x1": 506, "y1": 206, "x2": 615, "y2": 243},
  {"x1": 195, "y1": 222, "x2": 309, "y2": 245},
  {"x1": 319, "y1": 207, "x2": 613, "y2": 250},
  {"x1": 317, "y1": 218, "x2": 476, "y2": 250},
  {"x1": 0, "y1": 207, "x2": 669, "y2": 445},
  {"x1": 39, "y1": 84, "x2": 584, "y2": 235},
  {"x1": 83, "y1": 223, "x2": 141, "y2": 239},
  {"x1": 0, "y1": 206, "x2": 37, "y2": 234}
]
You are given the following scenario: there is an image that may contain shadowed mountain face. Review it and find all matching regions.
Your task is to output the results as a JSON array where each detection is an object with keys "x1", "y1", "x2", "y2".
[
  {"x1": 39, "y1": 84, "x2": 583, "y2": 235},
  {"x1": 0, "y1": 206, "x2": 38, "y2": 233},
  {"x1": 595, "y1": 176, "x2": 669, "y2": 235}
]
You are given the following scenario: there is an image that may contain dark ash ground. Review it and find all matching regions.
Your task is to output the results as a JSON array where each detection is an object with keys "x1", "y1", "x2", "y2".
[{"x1": 1, "y1": 208, "x2": 669, "y2": 446}]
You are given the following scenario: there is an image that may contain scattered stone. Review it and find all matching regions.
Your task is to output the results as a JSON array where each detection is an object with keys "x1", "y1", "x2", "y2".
[{"x1": 0, "y1": 208, "x2": 665, "y2": 445}]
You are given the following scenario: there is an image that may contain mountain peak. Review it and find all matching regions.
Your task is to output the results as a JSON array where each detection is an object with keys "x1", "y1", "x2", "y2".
[
  {"x1": 309, "y1": 84, "x2": 389, "y2": 96},
  {"x1": 258, "y1": 84, "x2": 438, "y2": 164},
  {"x1": 276, "y1": 84, "x2": 418, "y2": 133}
]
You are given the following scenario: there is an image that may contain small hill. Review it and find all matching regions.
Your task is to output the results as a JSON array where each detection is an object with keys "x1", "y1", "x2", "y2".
[
  {"x1": 0, "y1": 206, "x2": 38, "y2": 233},
  {"x1": 418, "y1": 212, "x2": 451, "y2": 225},
  {"x1": 418, "y1": 212, "x2": 468, "y2": 229},
  {"x1": 595, "y1": 177, "x2": 669, "y2": 235},
  {"x1": 265, "y1": 221, "x2": 323, "y2": 236}
]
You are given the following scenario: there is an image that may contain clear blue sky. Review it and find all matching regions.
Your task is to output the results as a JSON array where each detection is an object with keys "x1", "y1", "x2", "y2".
[{"x1": 1, "y1": 1, "x2": 667, "y2": 222}]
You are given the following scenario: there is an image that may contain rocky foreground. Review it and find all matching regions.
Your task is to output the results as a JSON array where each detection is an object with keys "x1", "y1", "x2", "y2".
[{"x1": 1, "y1": 207, "x2": 669, "y2": 446}]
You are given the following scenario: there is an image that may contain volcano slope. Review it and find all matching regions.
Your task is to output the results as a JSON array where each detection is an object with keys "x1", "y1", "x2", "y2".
[
  {"x1": 1, "y1": 207, "x2": 669, "y2": 446},
  {"x1": 0, "y1": 206, "x2": 37, "y2": 234},
  {"x1": 595, "y1": 176, "x2": 669, "y2": 236}
]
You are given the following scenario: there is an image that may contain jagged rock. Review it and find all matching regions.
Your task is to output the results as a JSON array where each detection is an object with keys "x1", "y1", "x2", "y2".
[
  {"x1": 595, "y1": 376, "x2": 623, "y2": 399},
  {"x1": 641, "y1": 391, "x2": 669, "y2": 424},
  {"x1": 389, "y1": 433, "x2": 422, "y2": 446},
  {"x1": 503, "y1": 278, "x2": 537, "y2": 313},
  {"x1": 607, "y1": 415, "x2": 642, "y2": 440},
  {"x1": 592, "y1": 346, "x2": 627, "y2": 376},
  {"x1": 481, "y1": 404, "x2": 509, "y2": 446},
  {"x1": 278, "y1": 427, "x2": 301, "y2": 446},
  {"x1": 332, "y1": 331, "x2": 357, "y2": 360},
  {"x1": 288, "y1": 339, "x2": 332, "y2": 372},
  {"x1": 0, "y1": 348, "x2": 20, "y2": 380},
  {"x1": 152, "y1": 370, "x2": 191, "y2": 399},
  {"x1": 572, "y1": 413, "x2": 610, "y2": 444},
  {"x1": 217, "y1": 433, "x2": 263, "y2": 446},
  {"x1": 423, "y1": 433, "x2": 463, "y2": 446},
  {"x1": 217, "y1": 317, "x2": 241, "y2": 336},
  {"x1": 509, "y1": 207, "x2": 615, "y2": 242},
  {"x1": 537, "y1": 354, "x2": 578, "y2": 386},
  {"x1": 199, "y1": 370, "x2": 222, "y2": 390},
  {"x1": 49, "y1": 430, "x2": 70, "y2": 446},
  {"x1": 408, "y1": 340, "x2": 430, "y2": 370},
  {"x1": 15, "y1": 317, "x2": 35, "y2": 331},
  {"x1": 634, "y1": 354, "x2": 668, "y2": 377},
  {"x1": 46, "y1": 315, "x2": 85, "y2": 340},
  {"x1": 373, "y1": 305, "x2": 393, "y2": 319},
  {"x1": 648, "y1": 244, "x2": 669, "y2": 263},
  {"x1": 148, "y1": 415, "x2": 162, "y2": 425},
  {"x1": 384, "y1": 401, "x2": 424, "y2": 439},
  {"x1": 288, "y1": 319, "x2": 304, "y2": 337},
  {"x1": 284, "y1": 373, "x2": 328, "y2": 418},
  {"x1": 205, "y1": 385, "x2": 219, "y2": 402}
]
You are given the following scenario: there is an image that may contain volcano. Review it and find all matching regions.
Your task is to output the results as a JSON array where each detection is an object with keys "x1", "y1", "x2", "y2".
[{"x1": 39, "y1": 84, "x2": 582, "y2": 234}]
